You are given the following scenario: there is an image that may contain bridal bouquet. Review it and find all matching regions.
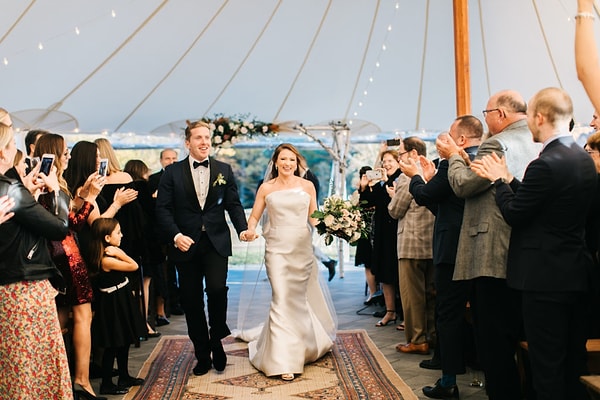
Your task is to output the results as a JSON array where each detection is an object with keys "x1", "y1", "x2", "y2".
[{"x1": 311, "y1": 192, "x2": 366, "y2": 246}]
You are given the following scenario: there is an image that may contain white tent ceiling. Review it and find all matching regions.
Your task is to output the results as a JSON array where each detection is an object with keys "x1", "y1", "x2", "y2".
[{"x1": 1, "y1": 0, "x2": 597, "y2": 138}]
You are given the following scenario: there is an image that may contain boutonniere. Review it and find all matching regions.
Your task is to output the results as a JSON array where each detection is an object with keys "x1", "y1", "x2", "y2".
[{"x1": 213, "y1": 173, "x2": 227, "y2": 187}]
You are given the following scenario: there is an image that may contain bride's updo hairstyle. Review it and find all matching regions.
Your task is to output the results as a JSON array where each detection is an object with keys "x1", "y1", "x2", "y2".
[{"x1": 268, "y1": 143, "x2": 303, "y2": 178}]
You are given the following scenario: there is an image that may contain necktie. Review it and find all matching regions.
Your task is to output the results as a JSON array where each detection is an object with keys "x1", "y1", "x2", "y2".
[{"x1": 193, "y1": 159, "x2": 209, "y2": 169}]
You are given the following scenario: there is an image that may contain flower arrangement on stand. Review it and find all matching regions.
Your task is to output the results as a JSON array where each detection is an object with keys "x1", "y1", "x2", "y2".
[
  {"x1": 202, "y1": 113, "x2": 280, "y2": 148},
  {"x1": 311, "y1": 192, "x2": 366, "y2": 246}
]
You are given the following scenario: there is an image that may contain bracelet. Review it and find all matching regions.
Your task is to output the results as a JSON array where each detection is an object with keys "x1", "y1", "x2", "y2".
[{"x1": 575, "y1": 12, "x2": 595, "y2": 20}]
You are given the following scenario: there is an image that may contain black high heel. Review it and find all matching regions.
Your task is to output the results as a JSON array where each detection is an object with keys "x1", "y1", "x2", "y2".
[
  {"x1": 375, "y1": 310, "x2": 397, "y2": 327},
  {"x1": 73, "y1": 383, "x2": 107, "y2": 400}
]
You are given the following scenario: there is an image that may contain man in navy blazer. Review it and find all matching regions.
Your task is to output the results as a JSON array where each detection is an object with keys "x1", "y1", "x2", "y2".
[
  {"x1": 156, "y1": 121, "x2": 248, "y2": 376},
  {"x1": 403, "y1": 115, "x2": 483, "y2": 398},
  {"x1": 471, "y1": 87, "x2": 597, "y2": 399}
]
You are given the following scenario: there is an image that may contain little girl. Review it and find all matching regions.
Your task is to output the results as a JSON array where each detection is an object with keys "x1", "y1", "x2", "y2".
[{"x1": 89, "y1": 218, "x2": 145, "y2": 395}]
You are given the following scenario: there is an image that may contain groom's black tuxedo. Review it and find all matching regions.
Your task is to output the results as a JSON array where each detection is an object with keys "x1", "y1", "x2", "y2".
[
  {"x1": 156, "y1": 156, "x2": 247, "y2": 260},
  {"x1": 156, "y1": 156, "x2": 247, "y2": 371}
]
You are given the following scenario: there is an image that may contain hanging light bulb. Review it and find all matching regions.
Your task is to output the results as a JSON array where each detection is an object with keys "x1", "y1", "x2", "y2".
[
  {"x1": 382, "y1": 44, "x2": 387, "y2": 51},
  {"x1": 75, "y1": 26, "x2": 80, "y2": 35},
  {"x1": 38, "y1": 42, "x2": 44, "y2": 50},
  {"x1": 388, "y1": 24, "x2": 392, "y2": 31},
  {"x1": 375, "y1": 61, "x2": 380, "y2": 68},
  {"x1": 3, "y1": 57, "x2": 7, "y2": 66},
  {"x1": 358, "y1": 102, "x2": 363, "y2": 107},
  {"x1": 363, "y1": 90, "x2": 368, "y2": 96},
  {"x1": 111, "y1": 9, "x2": 116, "y2": 18}
]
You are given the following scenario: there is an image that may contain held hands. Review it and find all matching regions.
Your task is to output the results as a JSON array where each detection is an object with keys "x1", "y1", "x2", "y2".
[
  {"x1": 470, "y1": 152, "x2": 512, "y2": 183},
  {"x1": 240, "y1": 229, "x2": 259, "y2": 242}
]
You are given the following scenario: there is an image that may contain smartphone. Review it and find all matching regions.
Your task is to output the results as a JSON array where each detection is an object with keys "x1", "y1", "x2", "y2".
[
  {"x1": 386, "y1": 138, "x2": 402, "y2": 146},
  {"x1": 39, "y1": 154, "x2": 55, "y2": 176},
  {"x1": 98, "y1": 158, "x2": 108, "y2": 177},
  {"x1": 366, "y1": 170, "x2": 383, "y2": 180}
]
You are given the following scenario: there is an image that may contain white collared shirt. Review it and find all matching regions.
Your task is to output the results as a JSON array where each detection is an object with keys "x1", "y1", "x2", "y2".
[{"x1": 189, "y1": 157, "x2": 209, "y2": 208}]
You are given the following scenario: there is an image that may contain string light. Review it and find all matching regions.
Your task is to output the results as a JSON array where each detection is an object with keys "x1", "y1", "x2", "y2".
[
  {"x1": 38, "y1": 42, "x2": 44, "y2": 50},
  {"x1": 75, "y1": 26, "x2": 80, "y2": 35},
  {"x1": 3, "y1": 58, "x2": 7, "y2": 66},
  {"x1": 350, "y1": 1, "x2": 400, "y2": 120},
  {"x1": 111, "y1": 10, "x2": 116, "y2": 18}
]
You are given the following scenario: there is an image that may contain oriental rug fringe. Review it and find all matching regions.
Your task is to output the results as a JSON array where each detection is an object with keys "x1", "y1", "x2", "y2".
[{"x1": 125, "y1": 330, "x2": 417, "y2": 400}]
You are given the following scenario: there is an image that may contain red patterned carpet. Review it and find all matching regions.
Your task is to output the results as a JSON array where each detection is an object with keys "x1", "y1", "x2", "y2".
[{"x1": 125, "y1": 330, "x2": 417, "y2": 400}]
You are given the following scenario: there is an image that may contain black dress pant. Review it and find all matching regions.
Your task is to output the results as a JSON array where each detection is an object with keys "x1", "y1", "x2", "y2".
[
  {"x1": 176, "y1": 233, "x2": 230, "y2": 361},
  {"x1": 470, "y1": 277, "x2": 522, "y2": 400}
]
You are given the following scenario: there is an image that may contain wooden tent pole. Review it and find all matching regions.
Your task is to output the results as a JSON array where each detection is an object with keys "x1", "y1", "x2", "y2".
[{"x1": 453, "y1": 0, "x2": 471, "y2": 116}]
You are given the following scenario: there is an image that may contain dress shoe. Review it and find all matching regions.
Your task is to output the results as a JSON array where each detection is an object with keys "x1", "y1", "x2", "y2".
[
  {"x1": 375, "y1": 310, "x2": 397, "y2": 327},
  {"x1": 419, "y1": 358, "x2": 442, "y2": 370},
  {"x1": 323, "y1": 259, "x2": 337, "y2": 281},
  {"x1": 211, "y1": 339, "x2": 227, "y2": 372},
  {"x1": 73, "y1": 383, "x2": 107, "y2": 400},
  {"x1": 156, "y1": 315, "x2": 170, "y2": 326},
  {"x1": 193, "y1": 359, "x2": 212, "y2": 376},
  {"x1": 396, "y1": 342, "x2": 430, "y2": 355},
  {"x1": 147, "y1": 331, "x2": 161, "y2": 338},
  {"x1": 99, "y1": 382, "x2": 129, "y2": 395},
  {"x1": 281, "y1": 373, "x2": 294, "y2": 381},
  {"x1": 117, "y1": 375, "x2": 145, "y2": 389},
  {"x1": 422, "y1": 379, "x2": 459, "y2": 399}
]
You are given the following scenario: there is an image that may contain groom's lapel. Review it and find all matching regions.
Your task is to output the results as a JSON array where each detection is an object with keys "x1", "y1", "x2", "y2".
[{"x1": 182, "y1": 157, "x2": 201, "y2": 210}]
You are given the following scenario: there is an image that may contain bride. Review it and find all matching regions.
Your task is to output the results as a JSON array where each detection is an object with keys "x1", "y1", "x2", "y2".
[{"x1": 240, "y1": 143, "x2": 336, "y2": 381}]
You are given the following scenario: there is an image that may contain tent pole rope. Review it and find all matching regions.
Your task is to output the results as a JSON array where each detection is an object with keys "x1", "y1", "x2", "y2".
[
  {"x1": 532, "y1": 0, "x2": 563, "y2": 88},
  {"x1": 342, "y1": 0, "x2": 381, "y2": 122},
  {"x1": 203, "y1": 0, "x2": 283, "y2": 118},
  {"x1": 415, "y1": 0, "x2": 430, "y2": 130},
  {"x1": 273, "y1": 0, "x2": 333, "y2": 121},
  {"x1": 0, "y1": 0, "x2": 36, "y2": 46},
  {"x1": 114, "y1": 0, "x2": 230, "y2": 131},
  {"x1": 477, "y1": 0, "x2": 491, "y2": 98},
  {"x1": 51, "y1": 0, "x2": 169, "y2": 112}
]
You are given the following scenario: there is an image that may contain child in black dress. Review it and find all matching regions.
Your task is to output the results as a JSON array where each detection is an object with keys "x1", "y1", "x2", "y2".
[{"x1": 89, "y1": 218, "x2": 145, "y2": 395}]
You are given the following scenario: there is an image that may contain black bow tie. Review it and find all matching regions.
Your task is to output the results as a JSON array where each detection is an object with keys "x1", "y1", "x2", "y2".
[{"x1": 193, "y1": 159, "x2": 209, "y2": 169}]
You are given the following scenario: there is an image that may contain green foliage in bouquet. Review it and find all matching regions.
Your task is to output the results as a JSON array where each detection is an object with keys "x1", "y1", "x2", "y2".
[{"x1": 311, "y1": 193, "x2": 367, "y2": 246}]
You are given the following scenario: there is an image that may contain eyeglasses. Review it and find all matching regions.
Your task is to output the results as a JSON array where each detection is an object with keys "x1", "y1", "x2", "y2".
[{"x1": 482, "y1": 108, "x2": 500, "y2": 116}]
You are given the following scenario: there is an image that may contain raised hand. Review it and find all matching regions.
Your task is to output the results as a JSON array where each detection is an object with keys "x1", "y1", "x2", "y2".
[{"x1": 0, "y1": 195, "x2": 15, "y2": 224}]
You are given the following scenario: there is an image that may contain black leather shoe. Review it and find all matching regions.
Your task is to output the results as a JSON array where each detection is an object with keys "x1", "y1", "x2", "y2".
[
  {"x1": 419, "y1": 358, "x2": 442, "y2": 370},
  {"x1": 422, "y1": 379, "x2": 459, "y2": 399},
  {"x1": 99, "y1": 383, "x2": 129, "y2": 395},
  {"x1": 156, "y1": 316, "x2": 170, "y2": 326},
  {"x1": 117, "y1": 376, "x2": 145, "y2": 389},
  {"x1": 323, "y1": 259, "x2": 337, "y2": 281},
  {"x1": 193, "y1": 359, "x2": 212, "y2": 376},
  {"x1": 211, "y1": 340, "x2": 227, "y2": 372}
]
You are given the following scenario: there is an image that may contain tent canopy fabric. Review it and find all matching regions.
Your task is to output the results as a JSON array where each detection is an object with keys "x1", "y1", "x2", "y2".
[{"x1": 1, "y1": 0, "x2": 596, "y2": 136}]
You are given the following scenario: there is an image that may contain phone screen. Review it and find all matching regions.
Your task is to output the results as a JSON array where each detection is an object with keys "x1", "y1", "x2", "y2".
[
  {"x1": 40, "y1": 156, "x2": 53, "y2": 176},
  {"x1": 98, "y1": 159, "x2": 108, "y2": 177}
]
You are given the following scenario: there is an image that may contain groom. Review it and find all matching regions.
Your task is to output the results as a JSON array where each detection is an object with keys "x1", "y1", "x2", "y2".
[{"x1": 156, "y1": 120, "x2": 248, "y2": 375}]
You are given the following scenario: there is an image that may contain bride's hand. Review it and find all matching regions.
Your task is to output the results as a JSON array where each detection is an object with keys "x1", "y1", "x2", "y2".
[{"x1": 240, "y1": 229, "x2": 258, "y2": 242}]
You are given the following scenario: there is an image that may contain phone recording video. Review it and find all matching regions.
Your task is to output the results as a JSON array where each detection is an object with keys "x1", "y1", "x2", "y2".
[
  {"x1": 366, "y1": 169, "x2": 383, "y2": 180},
  {"x1": 98, "y1": 159, "x2": 108, "y2": 177},
  {"x1": 39, "y1": 154, "x2": 55, "y2": 176},
  {"x1": 386, "y1": 138, "x2": 401, "y2": 147}
]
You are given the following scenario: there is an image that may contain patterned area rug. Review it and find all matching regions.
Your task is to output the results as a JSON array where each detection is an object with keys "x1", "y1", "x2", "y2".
[{"x1": 125, "y1": 330, "x2": 417, "y2": 400}]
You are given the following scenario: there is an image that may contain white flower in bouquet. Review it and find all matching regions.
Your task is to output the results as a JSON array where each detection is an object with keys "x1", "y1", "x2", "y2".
[{"x1": 311, "y1": 194, "x2": 367, "y2": 246}]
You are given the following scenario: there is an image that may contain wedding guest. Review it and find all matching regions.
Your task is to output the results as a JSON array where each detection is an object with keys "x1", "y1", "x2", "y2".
[
  {"x1": 359, "y1": 147, "x2": 402, "y2": 327},
  {"x1": 148, "y1": 148, "x2": 183, "y2": 317},
  {"x1": 34, "y1": 133, "x2": 106, "y2": 400},
  {"x1": 88, "y1": 218, "x2": 145, "y2": 395},
  {"x1": 471, "y1": 87, "x2": 596, "y2": 400},
  {"x1": 124, "y1": 159, "x2": 169, "y2": 333},
  {"x1": 0, "y1": 122, "x2": 73, "y2": 399},
  {"x1": 23, "y1": 129, "x2": 48, "y2": 173},
  {"x1": 4, "y1": 149, "x2": 26, "y2": 181},
  {"x1": 576, "y1": 0, "x2": 600, "y2": 114},
  {"x1": 155, "y1": 120, "x2": 248, "y2": 376},
  {"x1": 406, "y1": 117, "x2": 483, "y2": 398},
  {"x1": 438, "y1": 90, "x2": 541, "y2": 399},
  {"x1": 389, "y1": 137, "x2": 435, "y2": 355},
  {"x1": 354, "y1": 166, "x2": 378, "y2": 304},
  {"x1": 240, "y1": 143, "x2": 336, "y2": 381},
  {"x1": 94, "y1": 138, "x2": 151, "y2": 339}
]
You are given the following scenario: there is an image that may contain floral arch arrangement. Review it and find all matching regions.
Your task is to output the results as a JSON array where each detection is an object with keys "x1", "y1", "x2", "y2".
[{"x1": 201, "y1": 113, "x2": 280, "y2": 147}]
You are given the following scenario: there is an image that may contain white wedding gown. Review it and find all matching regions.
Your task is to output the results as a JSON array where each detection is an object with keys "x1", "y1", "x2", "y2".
[{"x1": 246, "y1": 188, "x2": 336, "y2": 377}]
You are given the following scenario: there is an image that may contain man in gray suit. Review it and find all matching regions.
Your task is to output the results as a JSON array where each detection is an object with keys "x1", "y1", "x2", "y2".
[{"x1": 436, "y1": 90, "x2": 541, "y2": 399}]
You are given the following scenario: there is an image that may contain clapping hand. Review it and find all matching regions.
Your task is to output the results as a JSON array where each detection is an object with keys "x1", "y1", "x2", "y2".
[
  {"x1": 0, "y1": 195, "x2": 15, "y2": 224},
  {"x1": 419, "y1": 156, "x2": 437, "y2": 181},
  {"x1": 470, "y1": 152, "x2": 512, "y2": 183},
  {"x1": 398, "y1": 157, "x2": 419, "y2": 178},
  {"x1": 436, "y1": 132, "x2": 461, "y2": 160}
]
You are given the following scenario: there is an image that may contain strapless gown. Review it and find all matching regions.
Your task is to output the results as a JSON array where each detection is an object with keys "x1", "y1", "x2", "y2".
[{"x1": 248, "y1": 188, "x2": 336, "y2": 377}]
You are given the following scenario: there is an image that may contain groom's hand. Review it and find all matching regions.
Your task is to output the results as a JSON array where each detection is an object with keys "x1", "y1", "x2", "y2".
[{"x1": 175, "y1": 234, "x2": 195, "y2": 252}]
